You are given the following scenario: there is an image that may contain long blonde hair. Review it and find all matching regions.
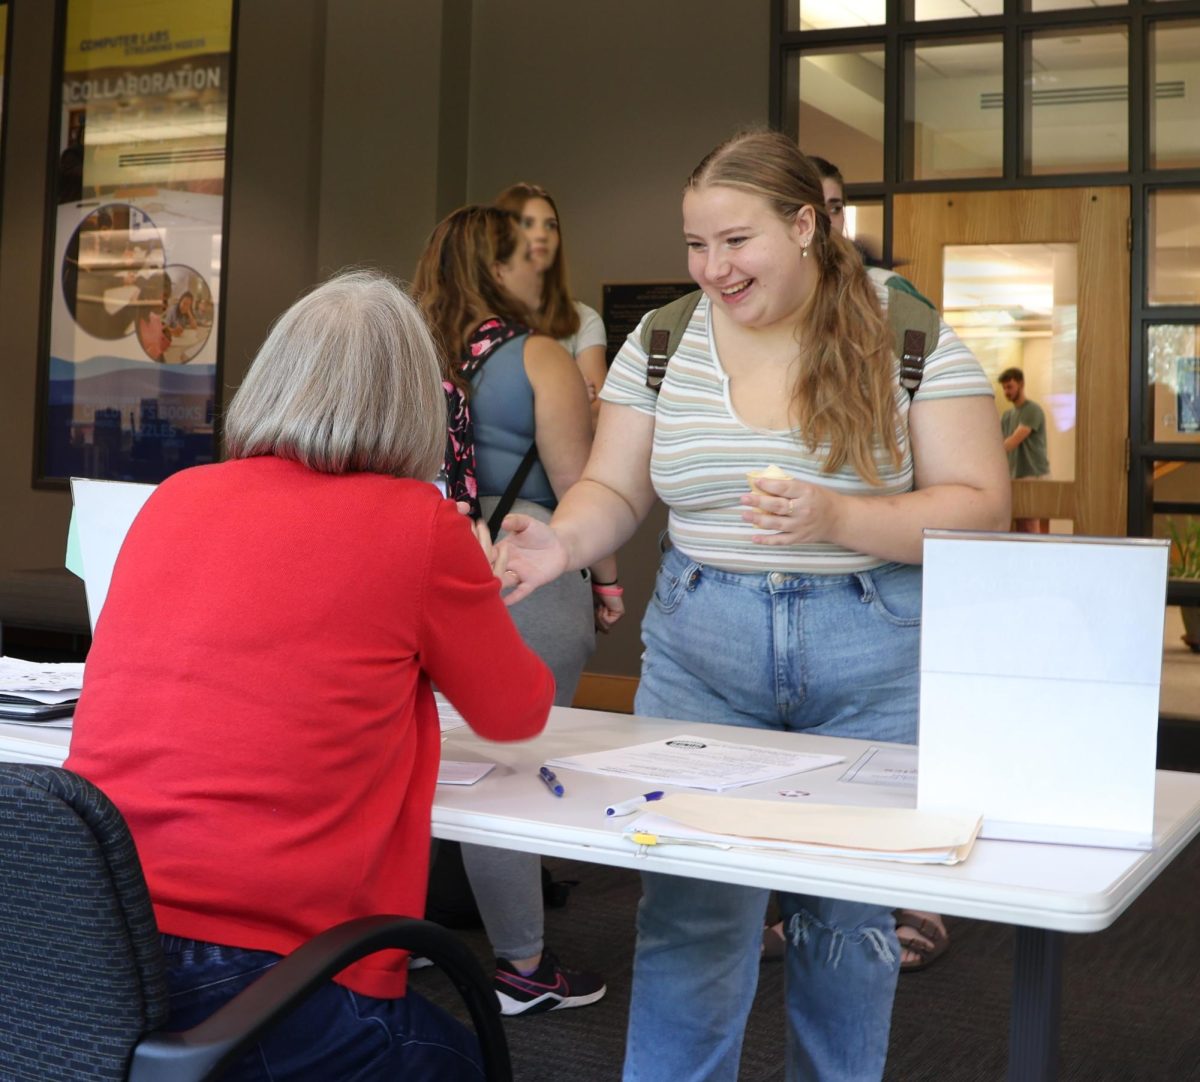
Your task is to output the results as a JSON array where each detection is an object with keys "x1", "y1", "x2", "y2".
[
  {"x1": 688, "y1": 131, "x2": 901, "y2": 484},
  {"x1": 495, "y1": 182, "x2": 581, "y2": 340}
]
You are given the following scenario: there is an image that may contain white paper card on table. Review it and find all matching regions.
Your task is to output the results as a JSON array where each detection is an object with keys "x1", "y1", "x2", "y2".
[
  {"x1": 437, "y1": 761, "x2": 495, "y2": 786},
  {"x1": 918, "y1": 530, "x2": 1169, "y2": 849},
  {"x1": 69, "y1": 478, "x2": 156, "y2": 632},
  {"x1": 625, "y1": 793, "x2": 981, "y2": 865},
  {"x1": 546, "y1": 734, "x2": 842, "y2": 792},
  {"x1": 840, "y1": 745, "x2": 918, "y2": 789}
]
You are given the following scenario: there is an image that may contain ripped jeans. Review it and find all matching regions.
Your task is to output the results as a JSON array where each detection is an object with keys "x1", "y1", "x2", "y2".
[{"x1": 623, "y1": 546, "x2": 920, "y2": 1082}]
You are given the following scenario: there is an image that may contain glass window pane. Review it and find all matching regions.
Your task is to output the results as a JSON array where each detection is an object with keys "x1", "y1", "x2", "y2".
[
  {"x1": 905, "y1": 36, "x2": 1003, "y2": 180},
  {"x1": 943, "y1": 243, "x2": 1077, "y2": 487},
  {"x1": 1149, "y1": 190, "x2": 1200, "y2": 306},
  {"x1": 1152, "y1": 499, "x2": 1200, "y2": 583},
  {"x1": 789, "y1": 0, "x2": 885, "y2": 32},
  {"x1": 846, "y1": 198, "x2": 884, "y2": 265},
  {"x1": 786, "y1": 47, "x2": 885, "y2": 184},
  {"x1": 912, "y1": 0, "x2": 1003, "y2": 19},
  {"x1": 1023, "y1": 27, "x2": 1128, "y2": 175},
  {"x1": 1026, "y1": 0, "x2": 1124, "y2": 11},
  {"x1": 1148, "y1": 326, "x2": 1200, "y2": 442},
  {"x1": 1150, "y1": 20, "x2": 1200, "y2": 170}
]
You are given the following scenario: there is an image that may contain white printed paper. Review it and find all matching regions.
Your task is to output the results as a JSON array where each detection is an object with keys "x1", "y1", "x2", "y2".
[
  {"x1": 0, "y1": 657, "x2": 85, "y2": 697},
  {"x1": 437, "y1": 761, "x2": 495, "y2": 786},
  {"x1": 546, "y1": 734, "x2": 843, "y2": 792},
  {"x1": 840, "y1": 745, "x2": 918, "y2": 789}
]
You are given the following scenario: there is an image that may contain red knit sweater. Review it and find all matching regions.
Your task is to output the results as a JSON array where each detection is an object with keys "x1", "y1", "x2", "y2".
[{"x1": 66, "y1": 456, "x2": 553, "y2": 998}]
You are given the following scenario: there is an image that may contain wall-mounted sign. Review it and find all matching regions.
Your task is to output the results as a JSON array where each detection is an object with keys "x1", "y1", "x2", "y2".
[
  {"x1": 601, "y1": 281, "x2": 695, "y2": 365},
  {"x1": 36, "y1": 0, "x2": 235, "y2": 485}
]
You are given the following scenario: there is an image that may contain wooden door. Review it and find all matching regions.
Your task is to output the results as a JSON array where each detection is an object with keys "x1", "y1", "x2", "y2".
[{"x1": 894, "y1": 188, "x2": 1130, "y2": 537}]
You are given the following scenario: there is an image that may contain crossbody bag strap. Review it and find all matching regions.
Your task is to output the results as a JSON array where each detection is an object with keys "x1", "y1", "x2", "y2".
[{"x1": 486, "y1": 442, "x2": 539, "y2": 541}]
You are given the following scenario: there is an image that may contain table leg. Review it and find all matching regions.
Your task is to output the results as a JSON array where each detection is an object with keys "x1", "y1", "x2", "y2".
[{"x1": 1008, "y1": 926, "x2": 1063, "y2": 1082}]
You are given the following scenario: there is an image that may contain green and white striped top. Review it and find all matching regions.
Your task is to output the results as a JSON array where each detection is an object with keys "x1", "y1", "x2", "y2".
[{"x1": 598, "y1": 287, "x2": 992, "y2": 574}]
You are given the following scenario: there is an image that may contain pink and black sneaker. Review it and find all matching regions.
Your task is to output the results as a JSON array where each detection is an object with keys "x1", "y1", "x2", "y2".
[{"x1": 494, "y1": 949, "x2": 606, "y2": 1016}]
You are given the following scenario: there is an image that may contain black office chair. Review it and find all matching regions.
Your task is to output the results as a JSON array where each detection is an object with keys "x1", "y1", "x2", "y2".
[{"x1": 0, "y1": 763, "x2": 511, "y2": 1082}]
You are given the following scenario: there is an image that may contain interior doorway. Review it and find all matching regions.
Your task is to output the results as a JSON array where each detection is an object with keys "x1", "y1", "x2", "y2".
[{"x1": 894, "y1": 187, "x2": 1130, "y2": 538}]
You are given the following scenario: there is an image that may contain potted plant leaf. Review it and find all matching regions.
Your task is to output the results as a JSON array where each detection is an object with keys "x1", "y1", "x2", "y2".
[{"x1": 1167, "y1": 516, "x2": 1200, "y2": 652}]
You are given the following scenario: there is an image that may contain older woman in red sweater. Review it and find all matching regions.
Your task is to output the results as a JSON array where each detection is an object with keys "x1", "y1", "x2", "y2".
[{"x1": 66, "y1": 270, "x2": 554, "y2": 1081}]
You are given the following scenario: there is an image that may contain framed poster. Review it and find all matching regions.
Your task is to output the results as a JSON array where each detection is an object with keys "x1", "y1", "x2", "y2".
[
  {"x1": 35, "y1": 0, "x2": 236, "y2": 486},
  {"x1": 602, "y1": 281, "x2": 695, "y2": 365},
  {"x1": 1178, "y1": 356, "x2": 1200, "y2": 435}
]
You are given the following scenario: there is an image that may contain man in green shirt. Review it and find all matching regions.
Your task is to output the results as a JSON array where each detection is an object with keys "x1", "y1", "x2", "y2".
[{"x1": 999, "y1": 367, "x2": 1049, "y2": 532}]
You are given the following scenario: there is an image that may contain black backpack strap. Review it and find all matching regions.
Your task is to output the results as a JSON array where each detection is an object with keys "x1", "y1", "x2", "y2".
[
  {"x1": 486, "y1": 443, "x2": 539, "y2": 541},
  {"x1": 639, "y1": 290, "x2": 704, "y2": 393},
  {"x1": 884, "y1": 283, "x2": 941, "y2": 401},
  {"x1": 634, "y1": 283, "x2": 938, "y2": 402}
]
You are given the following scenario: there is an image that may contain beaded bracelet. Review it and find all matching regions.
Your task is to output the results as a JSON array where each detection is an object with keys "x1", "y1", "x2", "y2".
[{"x1": 591, "y1": 583, "x2": 625, "y2": 598}]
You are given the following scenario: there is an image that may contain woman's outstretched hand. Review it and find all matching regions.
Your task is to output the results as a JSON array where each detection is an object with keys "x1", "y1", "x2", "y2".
[{"x1": 494, "y1": 513, "x2": 571, "y2": 605}]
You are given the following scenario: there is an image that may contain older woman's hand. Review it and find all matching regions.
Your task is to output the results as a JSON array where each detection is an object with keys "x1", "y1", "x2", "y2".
[
  {"x1": 740, "y1": 480, "x2": 845, "y2": 546},
  {"x1": 455, "y1": 500, "x2": 504, "y2": 580}
]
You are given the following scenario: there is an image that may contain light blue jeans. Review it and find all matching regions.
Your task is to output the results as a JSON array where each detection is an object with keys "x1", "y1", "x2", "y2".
[{"x1": 623, "y1": 545, "x2": 923, "y2": 1082}]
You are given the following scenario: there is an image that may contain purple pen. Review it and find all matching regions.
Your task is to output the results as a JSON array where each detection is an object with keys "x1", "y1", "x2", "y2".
[{"x1": 605, "y1": 791, "x2": 665, "y2": 817}]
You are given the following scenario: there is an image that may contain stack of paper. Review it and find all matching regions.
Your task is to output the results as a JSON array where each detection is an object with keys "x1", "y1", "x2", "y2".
[
  {"x1": 624, "y1": 793, "x2": 982, "y2": 865},
  {"x1": 0, "y1": 658, "x2": 84, "y2": 724},
  {"x1": 546, "y1": 734, "x2": 843, "y2": 792},
  {"x1": 433, "y1": 694, "x2": 468, "y2": 734}
]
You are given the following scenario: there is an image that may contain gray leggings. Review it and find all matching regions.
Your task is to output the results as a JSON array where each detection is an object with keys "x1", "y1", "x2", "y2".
[{"x1": 460, "y1": 498, "x2": 594, "y2": 960}]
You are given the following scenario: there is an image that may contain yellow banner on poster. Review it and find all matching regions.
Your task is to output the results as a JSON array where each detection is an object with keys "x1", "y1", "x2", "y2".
[{"x1": 65, "y1": 0, "x2": 230, "y2": 72}]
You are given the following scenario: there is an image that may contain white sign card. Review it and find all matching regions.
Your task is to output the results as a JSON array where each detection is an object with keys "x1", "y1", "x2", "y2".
[
  {"x1": 918, "y1": 530, "x2": 1169, "y2": 849},
  {"x1": 69, "y1": 478, "x2": 156, "y2": 632}
]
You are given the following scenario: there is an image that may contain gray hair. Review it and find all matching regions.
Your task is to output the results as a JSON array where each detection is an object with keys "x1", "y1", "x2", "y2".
[{"x1": 224, "y1": 269, "x2": 445, "y2": 479}]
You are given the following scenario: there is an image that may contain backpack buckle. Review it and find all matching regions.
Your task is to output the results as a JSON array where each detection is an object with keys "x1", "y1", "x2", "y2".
[
  {"x1": 899, "y1": 329, "x2": 925, "y2": 395},
  {"x1": 646, "y1": 329, "x2": 670, "y2": 392}
]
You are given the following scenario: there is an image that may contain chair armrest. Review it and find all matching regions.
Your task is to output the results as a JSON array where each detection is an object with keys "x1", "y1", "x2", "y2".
[{"x1": 127, "y1": 915, "x2": 510, "y2": 1082}]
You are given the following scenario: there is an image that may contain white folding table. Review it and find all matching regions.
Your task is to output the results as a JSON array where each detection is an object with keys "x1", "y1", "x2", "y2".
[{"x1": 4, "y1": 707, "x2": 1199, "y2": 1082}]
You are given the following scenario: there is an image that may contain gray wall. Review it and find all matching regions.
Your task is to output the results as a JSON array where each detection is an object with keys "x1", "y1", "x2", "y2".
[
  {"x1": 463, "y1": 0, "x2": 770, "y2": 673},
  {"x1": 0, "y1": 0, "x2": 771, "y2": 676},
  {"x1": 0, "y1": 5, "x2": 69, "y2": 570}
]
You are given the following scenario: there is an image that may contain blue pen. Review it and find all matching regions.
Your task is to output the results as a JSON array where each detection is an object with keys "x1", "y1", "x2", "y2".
[
  {"x1": 606, "y1": 791, "x2": 665, "y2": 817},
  {"x1": 539, "y1": 765, "x2": 565, "y2": 797}
]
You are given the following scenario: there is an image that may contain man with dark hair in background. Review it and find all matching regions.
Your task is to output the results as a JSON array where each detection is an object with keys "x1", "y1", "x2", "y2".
[{"x1": 998, "y1": 366, "x2": 1050, "y2": 532}]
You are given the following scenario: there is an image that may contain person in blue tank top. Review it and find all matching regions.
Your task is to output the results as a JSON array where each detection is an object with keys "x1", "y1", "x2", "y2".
[{"x1": 413, "y1": 205, "x2": 622, "y2": 1016}]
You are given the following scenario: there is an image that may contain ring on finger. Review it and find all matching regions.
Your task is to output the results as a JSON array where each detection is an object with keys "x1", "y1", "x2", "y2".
[{"x1": 787, "y1": 499, "x2": 796, "y2": 515}]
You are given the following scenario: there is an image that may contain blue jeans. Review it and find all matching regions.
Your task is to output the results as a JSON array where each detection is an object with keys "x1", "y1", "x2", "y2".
[
  {"x1": 623, "y1": 546, "x2": 922, "y2": 1082},
  {"x1": 160, "y1": 936, "x2": 484, "y2": 1081}
]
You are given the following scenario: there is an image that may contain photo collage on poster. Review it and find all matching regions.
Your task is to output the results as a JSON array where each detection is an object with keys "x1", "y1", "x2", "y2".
[{"x1": 39, "y1": 0, "x2": 232, "y2": 484}]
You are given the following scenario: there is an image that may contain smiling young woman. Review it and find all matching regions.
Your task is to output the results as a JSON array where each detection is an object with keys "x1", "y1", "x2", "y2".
[{"x1": 494, "y1": 129, "x2": 1010, "y2": 1081}]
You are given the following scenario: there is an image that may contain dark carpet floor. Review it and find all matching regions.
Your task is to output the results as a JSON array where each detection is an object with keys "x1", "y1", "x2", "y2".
[{"x1": 409, "y1": 833, "x2": 1200, "y2": 1082}]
